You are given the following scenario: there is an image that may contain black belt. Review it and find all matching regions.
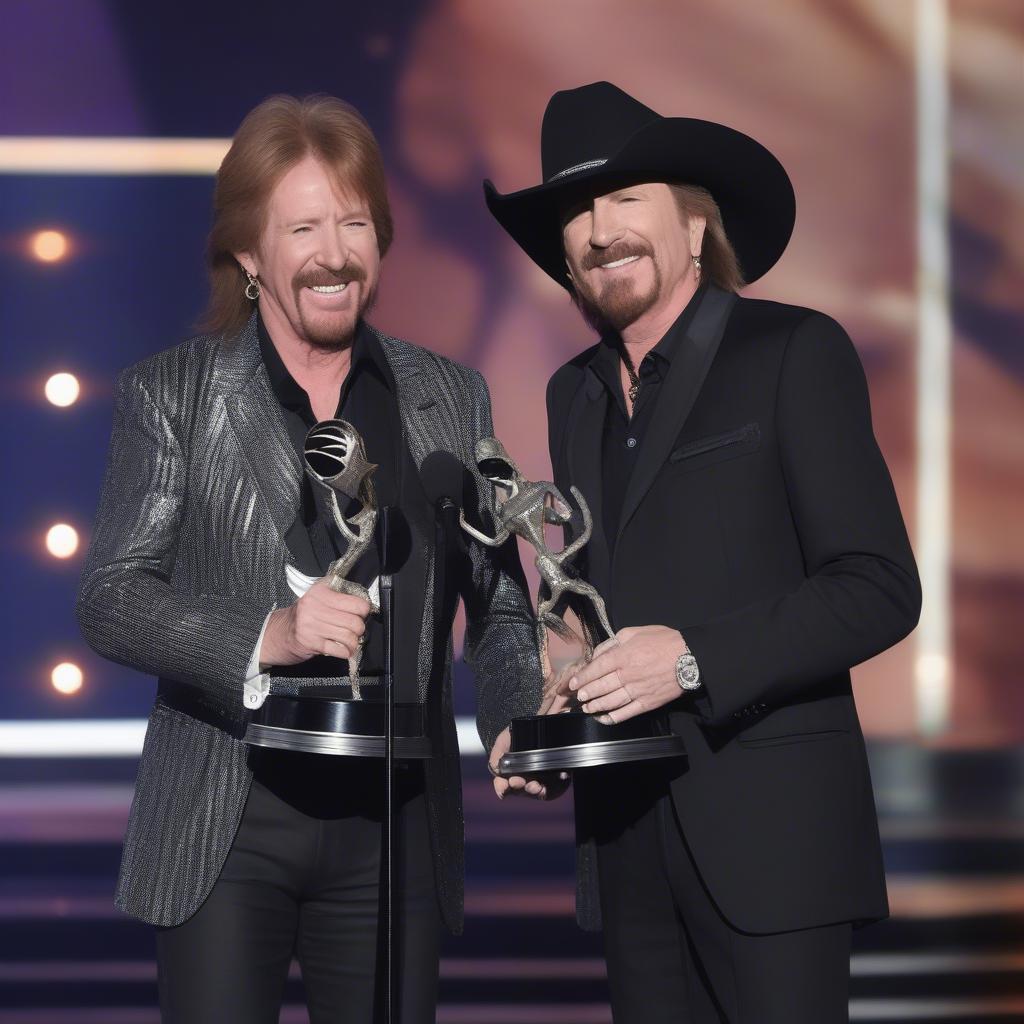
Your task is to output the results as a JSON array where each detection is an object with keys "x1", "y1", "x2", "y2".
[{"x1": 156, "y1": 678, "x2": 246, "y2": 740}]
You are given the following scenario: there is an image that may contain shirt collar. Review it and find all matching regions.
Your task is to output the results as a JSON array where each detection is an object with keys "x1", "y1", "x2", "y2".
[
  {"x1": 589, "y1": 282, "x2": 708, "y2": 394},
  {"x1": 257, "y1": 315, "x2": 394, "y2": 421}
]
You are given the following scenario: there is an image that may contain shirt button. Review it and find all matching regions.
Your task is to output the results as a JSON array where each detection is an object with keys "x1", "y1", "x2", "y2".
[{"x1": 626, "y1": 437, "x2": 637, "y2": 448}]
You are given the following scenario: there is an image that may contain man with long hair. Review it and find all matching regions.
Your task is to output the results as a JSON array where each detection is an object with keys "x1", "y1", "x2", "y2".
[{"x1": 78, "y1": 94, "x2": 542, "y2": 1023}]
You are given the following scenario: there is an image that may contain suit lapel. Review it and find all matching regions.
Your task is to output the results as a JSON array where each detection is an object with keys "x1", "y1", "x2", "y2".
[
  {"x1": 219, "y1": 316, "x2": 302, "y2": 550},
  {"x1": 375, "y1": 331, "x2": 440, "y2": 700},
  {"x1": 565, "y1": 368, "x2": 611, "y2": 592},
  {"x1": 615, "y1": 286, "x2": 737, "y2": 545},
  {"x1": 374, "y1": 331, "x2": 445, "y2": 489}
]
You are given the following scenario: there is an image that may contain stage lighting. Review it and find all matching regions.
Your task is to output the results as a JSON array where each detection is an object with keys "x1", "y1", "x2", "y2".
[
  {"x1": 916, "y1": 652, "x2": 949, "y2": 689},
  {"x1": 44, "y1": 372, "x2": 80, "y2": 407},
  {"x1": 51, "y1": 662, "x2": 83, "y2": 695},
  {"x1": 46, "y1": 523, "x2": 79, "y2": 559},
  {"x1": 30, "y1": 229, "x2": 70, "y2": 263}
]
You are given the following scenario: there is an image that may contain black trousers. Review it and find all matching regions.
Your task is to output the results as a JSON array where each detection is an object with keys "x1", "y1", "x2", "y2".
[
  {"x1": 156, "y1": 751, "x2": 440, "y2": 1024},
  {"x1": 591, "y1": 764, "x2": 851, "y2": 1023}
]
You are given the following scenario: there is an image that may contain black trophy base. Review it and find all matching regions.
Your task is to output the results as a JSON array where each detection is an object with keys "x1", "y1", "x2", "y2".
[
  {"x1": 243, "y1": 692, "x2": 432, "y2": 759},
  {"x1": 498, "y1": 709, "x2": 685, "y2": 775}
]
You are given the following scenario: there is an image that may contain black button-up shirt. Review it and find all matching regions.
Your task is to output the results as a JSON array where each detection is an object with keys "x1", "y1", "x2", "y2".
[
  {"x1": 591, "y1": 285, "x2": 706, "y2": 550},
  {"x1": 258, "y1": 316, "x2": 401, "y2": 678}
]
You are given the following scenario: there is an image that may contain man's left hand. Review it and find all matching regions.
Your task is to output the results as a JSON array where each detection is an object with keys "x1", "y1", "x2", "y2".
[
  {"x1": 487, "y1": 727, "x2": 571, "y2": 801},
  {"x1": 538, "y1": 655, "x2": 587, "y2": 716},
  {"x1": 570, "y1": 626, "x2": 688, "y2": 724}
]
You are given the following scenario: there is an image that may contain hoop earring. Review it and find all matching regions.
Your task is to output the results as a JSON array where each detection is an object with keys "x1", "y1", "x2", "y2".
[
  {"x1": 244, "y1": 271, "x2": 261, "y2": 301},
  {"x1": 692, "y1": 255, "x2": 702, "y2": 272}
]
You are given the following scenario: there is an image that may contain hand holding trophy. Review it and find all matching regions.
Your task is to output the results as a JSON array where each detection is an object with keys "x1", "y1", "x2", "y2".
[
  {"x1": 462, "y1": 437, "x2": 686, "y2": 774},
  {"x1": 303, "y1": 419, "x2": 380, "y2": 698},
  {"x1": 243, "y1": 418, "x2": 430, "y2": 760}
]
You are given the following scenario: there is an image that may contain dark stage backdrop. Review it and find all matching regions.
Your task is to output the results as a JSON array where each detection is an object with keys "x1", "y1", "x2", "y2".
[{"x1": 1, "y1": 0, "x2": 1021, "y2": 744}]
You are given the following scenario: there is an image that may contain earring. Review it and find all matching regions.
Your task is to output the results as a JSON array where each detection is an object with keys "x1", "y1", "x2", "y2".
[
  {"x1": 692, "y1": 255, "x2": 702, "y2": 271},
  {"x1": 244, "y1": 271, "x2": 261, "y2": 301}
]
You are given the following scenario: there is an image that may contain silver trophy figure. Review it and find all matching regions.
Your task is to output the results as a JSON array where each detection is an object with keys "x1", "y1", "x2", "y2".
[
  {"x1": 245, "y1": 419, "x2": 432, "y2": 760},
  {"x1": 462, "y1": 436, "x2": 686, "y2": 774},
  {"x1": 303, "y1": 418, "x2": 380, "y2": 697},
  {"x1": 459, "y1": 436, "x2": 613, "y2": 680}
]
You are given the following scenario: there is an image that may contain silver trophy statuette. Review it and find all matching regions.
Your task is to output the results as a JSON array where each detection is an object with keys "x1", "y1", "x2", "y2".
[
  {"x1": 459, "y1": 436, "x2": 613, "y2": 679},
  {"x1": 303, "y1": 418, "x2": 380, "y2": 698},
  {"x1": 460, "y1": 436, "x2": 686, "y2": 774},
  {"x1": 244, "y1": 419, "x2": 432, "y2": 760}
]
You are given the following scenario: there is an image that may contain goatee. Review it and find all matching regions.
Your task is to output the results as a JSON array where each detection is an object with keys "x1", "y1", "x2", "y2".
[
  {"x1": 572, "y1": 243, "x2": 661, "y2": 334},
  {"x1": 293, "y1": 266, "x2": 375, "y2": 351}
]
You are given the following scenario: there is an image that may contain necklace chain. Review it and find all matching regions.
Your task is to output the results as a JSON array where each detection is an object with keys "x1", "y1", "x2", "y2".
[{"x1": 621, "y1": 347, "x2": 641, "y2": 404}]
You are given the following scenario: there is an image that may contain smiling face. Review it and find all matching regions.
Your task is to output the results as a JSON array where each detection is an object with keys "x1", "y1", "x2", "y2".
[
  {"x1": 236, "y1": 155, "x2": 382, "y2": 351},
  {"x1": 562, "y1": 182, "x2": 705, "y2": 333}
]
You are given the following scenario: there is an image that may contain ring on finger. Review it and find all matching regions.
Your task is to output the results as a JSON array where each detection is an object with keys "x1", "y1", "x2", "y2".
[{"x1": 586, "y1": 689, "x2": 630, "y2": 714}]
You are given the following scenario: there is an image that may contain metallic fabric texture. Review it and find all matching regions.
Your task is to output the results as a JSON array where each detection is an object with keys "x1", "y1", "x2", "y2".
[{"x1": 77, "y1": 314, "x2": 542, "y2": 932}]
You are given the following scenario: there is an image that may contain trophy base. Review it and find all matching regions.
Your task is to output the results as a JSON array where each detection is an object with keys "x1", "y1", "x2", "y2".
[
  {"x1": 498, "y1": 710, "x2": 685, "y2": 774},
  {"x1": 243, "y1": 694, "x2": 432, "y2": 759}
]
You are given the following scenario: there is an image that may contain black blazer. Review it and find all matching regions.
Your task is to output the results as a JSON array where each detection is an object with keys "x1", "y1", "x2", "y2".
[{"x1": 547, "y1": 285, "x2": 921, "y2": 934}]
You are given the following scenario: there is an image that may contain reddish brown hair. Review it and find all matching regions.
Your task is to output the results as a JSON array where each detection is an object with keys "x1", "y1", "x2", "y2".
[{"x1": 201, "y1": 94, "x2": 394, "y2": 337}]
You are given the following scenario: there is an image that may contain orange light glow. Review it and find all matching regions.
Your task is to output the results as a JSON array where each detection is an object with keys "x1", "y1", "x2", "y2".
[
  {"x1": 44, "y1": 372, "x2": 80, "y2": 407},
  {"x1": 45, "y1": 524, "x2": 79, "y2": 559},
  {"x1": 30, "y1": 229, "x2": 70, "y2": 263},
  {"x1": 51, "y1": 662, "x2": 83, "y2": 695}
]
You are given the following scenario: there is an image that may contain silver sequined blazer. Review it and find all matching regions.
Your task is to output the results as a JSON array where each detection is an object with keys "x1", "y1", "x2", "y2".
[{"x1": 77, "y1": 314, "x2": 542, "y2": 932}]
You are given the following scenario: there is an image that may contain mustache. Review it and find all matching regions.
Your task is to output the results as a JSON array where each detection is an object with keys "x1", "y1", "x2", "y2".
[
  {"x1": 294, "y1": 265, "x2": 366, "y2": 290},
  {"x1": 580, "y1": 242, "x2": 653, "y2": 273}
]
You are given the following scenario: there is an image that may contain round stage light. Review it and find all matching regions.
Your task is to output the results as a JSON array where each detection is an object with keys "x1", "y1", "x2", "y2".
[
  {"x1": 46, "y1": 523, "x2": 79, "y2": 559},
  {"x1": 51, "y1": 662, "x2": 83, "y2": 695},
  {"x1": 44, "y1": 372, "x2": 80, "y2": 407},
  {"x1": 30, "y1": 229, "x2": 70, "y2": 263}
]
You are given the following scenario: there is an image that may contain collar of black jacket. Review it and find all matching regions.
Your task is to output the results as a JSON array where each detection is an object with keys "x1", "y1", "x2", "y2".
[{"x1": 589, "y1": 280, "x2": 708, "y2": 397}]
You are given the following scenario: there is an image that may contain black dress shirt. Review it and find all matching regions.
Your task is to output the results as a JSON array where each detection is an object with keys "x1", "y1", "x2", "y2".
[
  {"x1": 257, "y1": 316, "x2": 402, "y2": 678},
  {"x1": 591, "y1": 285, "x2": 706, "y2": 549}
]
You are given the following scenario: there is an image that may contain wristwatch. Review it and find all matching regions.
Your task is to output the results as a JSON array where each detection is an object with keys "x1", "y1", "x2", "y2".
[{"x1": 675, "y1": 648, "x2": 701, "y2": 692}]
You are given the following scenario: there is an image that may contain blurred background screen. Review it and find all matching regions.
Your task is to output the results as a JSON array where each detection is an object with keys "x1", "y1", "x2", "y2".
[{"x1": 0, "y1": 1, "x2": 1021, "y2": 1021}]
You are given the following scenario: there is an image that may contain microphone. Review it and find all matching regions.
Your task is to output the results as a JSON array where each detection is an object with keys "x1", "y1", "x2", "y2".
[
  {"x1": 418, "y1": 451, "x2": 467, "y2": 642},
  {"x1": 377, "y1": 506, "x2": 395, "y2": 575},
  {"x1": 419, "y1": 450, "x2": 466, "y2": 519},
  {"x1": 375, "y1": 505, "x2": 411, "y2": 577}
]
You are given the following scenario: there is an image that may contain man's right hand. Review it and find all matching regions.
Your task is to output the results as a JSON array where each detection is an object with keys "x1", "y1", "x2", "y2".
[{"x1": 258, "y1": 577, "x2": 371, "y2": 667}]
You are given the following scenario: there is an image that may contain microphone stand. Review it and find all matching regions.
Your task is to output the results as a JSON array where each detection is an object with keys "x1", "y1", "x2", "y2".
[
  {"x1": 378, "y1": 508, "x2": 397, "y2": 1024},
  {"x1": 378, "y1": 482, "x2": 457, "y2": 1023}
]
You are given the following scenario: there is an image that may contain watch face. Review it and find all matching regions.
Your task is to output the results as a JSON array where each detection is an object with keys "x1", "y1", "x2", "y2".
[{"x1": 677, "y1": 654, "x2": 700, "y2": 690}]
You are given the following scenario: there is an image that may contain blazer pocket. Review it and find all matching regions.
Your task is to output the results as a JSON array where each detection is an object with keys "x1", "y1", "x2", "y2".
[
  {"x1": 670, "y1": 422, "x2": 760, "y2": 468},
  {"x1": 737, "y1": 728, "x2": 847, "y2": 749}
]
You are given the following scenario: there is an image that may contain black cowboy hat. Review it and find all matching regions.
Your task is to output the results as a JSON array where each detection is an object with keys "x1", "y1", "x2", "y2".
[{"x1": 484, "y1": 81, "x2": 795, "y2": 288}]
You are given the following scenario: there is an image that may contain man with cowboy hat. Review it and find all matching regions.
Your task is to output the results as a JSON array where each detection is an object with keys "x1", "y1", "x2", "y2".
[{"x1": 485, "y1": 82, "x2": 921, "y2": 1021}]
